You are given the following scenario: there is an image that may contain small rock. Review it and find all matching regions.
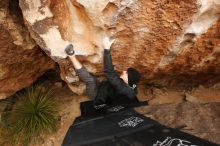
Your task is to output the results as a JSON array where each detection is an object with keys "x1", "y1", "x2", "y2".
[
  {"x1": 213, "y1": 83, "x2": 220, "y2": 89},
  {"x1": 44, "y1": 137, "x2": 55, "y2": 146},
  {"x1": 65, "y1": 76, "x2": 79, "y2": 83},
  {"x1": 54, "y1": 82, "x2": 63, "y2": 88},
  {"x1": 68, "y1": 83, "x2": 86, "y2": 95},
  {"x1": 149, "y1": 89, "x2": 184, "y2": 105},
  {"x1": 69, "y1": 68, "x2": 76, "y2": 76},
  {"x1": 153, "y1": 88, "x2": 165, "y2": 95},
  {"x1": 185, "y1": 93, "x2": 200, "y2": 103}
]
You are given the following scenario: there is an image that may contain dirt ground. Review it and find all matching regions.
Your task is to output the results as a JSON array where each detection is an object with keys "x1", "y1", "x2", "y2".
[{"x1": 37, "y1": 85, "x2": 89, "y2": 146}]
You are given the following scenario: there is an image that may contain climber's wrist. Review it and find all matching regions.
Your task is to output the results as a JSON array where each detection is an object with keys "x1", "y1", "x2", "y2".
[{"x1": 104, "y1": 47, "x2": 110, "y2": 50}]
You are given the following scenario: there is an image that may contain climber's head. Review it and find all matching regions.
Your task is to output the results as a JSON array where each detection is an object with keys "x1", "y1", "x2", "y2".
[{"x1": 120, "y1": 68, "x2": 141, "y2": 87}]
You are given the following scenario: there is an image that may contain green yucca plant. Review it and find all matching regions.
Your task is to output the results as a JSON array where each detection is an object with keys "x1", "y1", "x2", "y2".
[{"x1": 1, "y1": 85, "x2": 58, "y2": 145}]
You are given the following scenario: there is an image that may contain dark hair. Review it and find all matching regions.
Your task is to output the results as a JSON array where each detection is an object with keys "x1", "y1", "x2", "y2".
[{"x1": 127, "y1": 68, "x2": 141, "y2": 88}]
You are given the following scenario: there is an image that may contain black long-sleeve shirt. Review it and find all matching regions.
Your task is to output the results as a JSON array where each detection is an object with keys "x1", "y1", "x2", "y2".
[{"x1": 94, "y1": 49, "x2": 138, "y2": 105}]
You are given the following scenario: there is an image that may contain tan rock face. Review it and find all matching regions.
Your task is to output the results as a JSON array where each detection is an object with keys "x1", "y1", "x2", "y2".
[
  {"x1": 0, "y1": 0, "x2": 55, "y2": 99},
  {"x1": 18, "y1": 0, "x2": 220, "y2": 93}
]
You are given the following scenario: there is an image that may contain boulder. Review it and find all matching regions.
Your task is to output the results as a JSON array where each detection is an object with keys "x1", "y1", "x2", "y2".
[
  {"x1": 0, "y1": 0, "x2": 55, "y2": 99},
  {"x1": 18, "y1": 0, "x2": 220, "y2": 93}
]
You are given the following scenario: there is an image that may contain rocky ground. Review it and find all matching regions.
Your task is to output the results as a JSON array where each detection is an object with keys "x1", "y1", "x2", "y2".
[
  {"x1": 137, "y1": 103, "x2": 220, "y2": 145},
  {"x1": 1, "y1": 71, "x2": 220, "y2": 146}
]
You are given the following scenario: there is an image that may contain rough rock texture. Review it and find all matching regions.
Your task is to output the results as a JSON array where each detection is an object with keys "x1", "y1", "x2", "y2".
[
  {"x1": 19, "y1": 0, "x2": 220, "y2": 94},
  {"x1": 137, "y1": 83, "x2": 220, "y2": 105},
  {"x1": 0, "y1": 0, "x2": 55, "y2": 99},
  {"x1": 137, "y1": 102, "x2": 220, "y2": 145},
  {"x1": 185, "y1": 84, "x2": 220, "y2": 103}
]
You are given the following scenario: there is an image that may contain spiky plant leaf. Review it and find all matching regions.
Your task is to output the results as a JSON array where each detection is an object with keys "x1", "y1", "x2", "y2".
[{"x1": 1, "y1": 85, "x2": 58, "y2": 145}]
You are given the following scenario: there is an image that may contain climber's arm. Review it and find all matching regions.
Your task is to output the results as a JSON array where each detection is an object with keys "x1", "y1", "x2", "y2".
[
  {"x1": 102, "y1": 38, "x2": 136, "y2": 98},
  {"x1": 69, "y1": 55, "x2": 82, "y2": 70},
  {"x1": 104, "y1": 49, "x2": 136, "y2": 99},
  {"x1": 102, "y1": 37, "x2": 119, "y2": 82}
]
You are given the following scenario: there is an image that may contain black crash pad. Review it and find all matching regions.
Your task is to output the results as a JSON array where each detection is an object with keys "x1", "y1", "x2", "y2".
[
  {"x1": 75, "y1": 100, "x2": 148, "y2": 124},
  {"x1": 62, "y1": 101, "x2": 219, "y2": 146}
]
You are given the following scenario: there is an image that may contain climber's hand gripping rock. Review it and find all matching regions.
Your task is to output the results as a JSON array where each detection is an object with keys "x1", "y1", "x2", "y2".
[{"x1": 102, "y1": 37, "x2": 115, "y2": 50}]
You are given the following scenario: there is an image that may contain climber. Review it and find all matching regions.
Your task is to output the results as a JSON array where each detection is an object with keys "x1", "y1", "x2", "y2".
[{"x1": 65, "y1": 37, "x2": 141, "y2": 108}]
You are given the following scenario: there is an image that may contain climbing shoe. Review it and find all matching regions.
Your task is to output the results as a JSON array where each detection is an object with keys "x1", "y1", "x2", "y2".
[{"x1": 65, "y1": 44, "x2": 75, "y2": 56}]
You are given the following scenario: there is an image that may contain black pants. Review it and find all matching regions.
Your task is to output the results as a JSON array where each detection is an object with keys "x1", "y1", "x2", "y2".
[{"x1": 75, "y1": 67, "x2": 99, "y2": 99}]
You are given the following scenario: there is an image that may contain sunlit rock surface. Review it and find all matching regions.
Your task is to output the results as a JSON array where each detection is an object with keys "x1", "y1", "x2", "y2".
[
  {"x1": 19, "y1": 0, "x2": 220, "y2": 94},
  {"x1": 0, "y1": 0, "x2": 55, "y2": 99}
]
